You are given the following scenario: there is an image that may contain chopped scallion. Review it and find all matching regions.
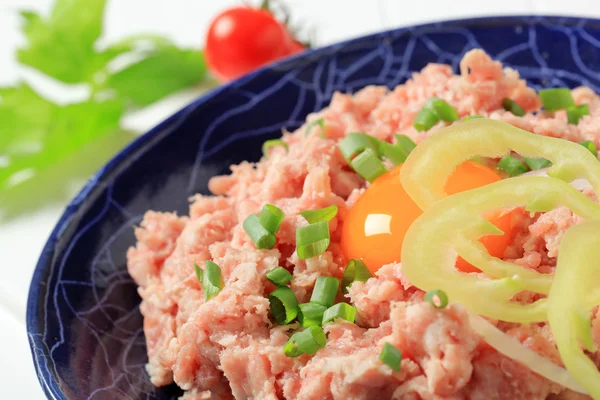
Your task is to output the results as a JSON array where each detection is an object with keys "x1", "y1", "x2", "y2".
[
  {"x1": 379, "y1": 342, "x2": 402, "y2": 371},
  {"x1": 259, "y1": 204, "x2": 285, "y2": 234},
  {"x1": 497, "y1": 155, "x2": 528, "y2": 177},
  {"x1": 424, "y1": 289, "x2": 449, "y2": 309},
  {"x1": 379, "y1": 134, "x2": 417, "y2": 165},
  {"x1": 425, "y1": 97, "x2": 459, "y2": 122},
  {"x1": 194, "y1": 261, "x2": 223, "y2": 301},
  {"x1": 523, "y1": 157, "x2": 552, "y2": 170},
  {"x1": 266, "y1": 267, "x2": 293, "y2": 287},
  {"x1": 413, "y1": 107, "x2": 439, "y2": 132},
  {"x1": 341, "y1": 259, "x2": 372, "y2": 294},
  {"x1": 310, "y1": 276, "x2": 339, "y2": 307},
  {"x1": 322, "y1": 303, "x2": 357, "y2": 324},
  {"x1": 243, "y1": 214, "x2": 276, "y2": 249},
  {"x1": 298, "y1": 303, "x2": 326, "y2": 328},
  {"x1": 502, "y1": 98, "x2": 526, "y2": 117},
  {"x1": 305, "y1": 118, "x2": 325, "y2": 137},
  {"x1": 284, "y1": 325, "x2": 327, "y2": 357},
  {"x1": 269, "y1": 286, "x2": 299, "y2": 325},
  {"x1": 338, "y1": 133, "x2": 378, "y2": 162},
  {"x1": 579, "y1": 140, "x2": 597, "y2": 156},
  {"x1": 567, "y1": 104, "x2": 590, "y2": 125},
  {"x1": 539, "y1": 88, "x2": 575, "y2": 111},
  {"x1": 296, "y1": 221, "x2": 331, "y2": 260},
  {"x1": 463, "y1": 115, "x2": 484, "y2": 121},
  {"x1": 300, "y1": 205, "x2": 338, "y2": 224},
  {"x1": 262, "y1": 139, "x2": 289, "y2": 159},
  {"x1": 350, "y1": 147, "x2": 387, "y2": 182}
]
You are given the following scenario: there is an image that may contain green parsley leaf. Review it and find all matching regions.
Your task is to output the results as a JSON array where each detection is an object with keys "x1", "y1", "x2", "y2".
[
  {"x1": 17, "y1": 0, "x2": 107, "y2": 83},
  {"x1": 104, "y1": 47, "x2": 207, "y2": 106}
]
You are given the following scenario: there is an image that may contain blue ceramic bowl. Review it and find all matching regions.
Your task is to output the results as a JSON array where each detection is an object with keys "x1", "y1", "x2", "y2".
[{"x1": 27, "y1": 16, "x2": 600, "y2": 399}]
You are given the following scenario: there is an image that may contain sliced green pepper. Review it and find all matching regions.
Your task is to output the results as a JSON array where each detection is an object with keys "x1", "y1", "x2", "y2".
[{"x1": 548, "y1": 221, "x2": 600, "y2": 398}]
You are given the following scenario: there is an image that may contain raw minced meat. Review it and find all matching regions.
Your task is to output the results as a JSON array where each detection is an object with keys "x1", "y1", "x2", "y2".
[{"x1": 127, "y1": 49, "x2": 600, "y2": 399}]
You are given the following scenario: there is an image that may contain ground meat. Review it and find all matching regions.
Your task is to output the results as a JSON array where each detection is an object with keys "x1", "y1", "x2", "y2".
[{"x1": 127, "y1": 49, "x2": 600, "y2": 399}]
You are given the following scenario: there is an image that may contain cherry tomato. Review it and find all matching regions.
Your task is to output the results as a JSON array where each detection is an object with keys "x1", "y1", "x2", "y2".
[{"x1": 205, "y1": 6, "x2": 303, "y2": 82}]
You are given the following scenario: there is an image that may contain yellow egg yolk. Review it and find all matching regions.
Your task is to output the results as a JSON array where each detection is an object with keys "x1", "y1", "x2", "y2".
[{"x1": 340, "y1": 161, "x2": 515, "y2": 274}]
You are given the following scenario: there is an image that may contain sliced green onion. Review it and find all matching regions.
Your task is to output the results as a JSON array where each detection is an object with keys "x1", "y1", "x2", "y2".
[
  {"x1": 296, "y1": 221, "x2": 330, "y2": 260},
  {"x1": 285, "y1": 325, "x2": 326, "y2": 356},
  {"x1": 322, "y1": 303, "x2": 357, "y2": 324},
  {"x1": 259, "y1": 204, "x2": 284, "y2": 234},
  {"x1": 502, "y1": 98, "x2": 526, "y2": 117},
  {"x1": 283, "y1": 338, "x2": 303, "y2": 357},
  {"x1": 425, "y1": 97, "x2": 459, "y2": 122},
  {"x1": 341, "y1": 259, "x2": 372, "y2": 294},
  {"x1": 350, "y1": 148, "x2": 387, "y2": 182},
  {"x1": 523, "y1": 157, "x2": 552, "y2": 170},
  {"x1": 338, "y1": 133, "x2": 378, "y2": 162},
  {"x1": 463, "y1": 115, "x2": 484, "y2": 121},
  {"x1": 567, "y1": 104, "x2": 589, "y2": 125},
  {"x1": 266, "y1": 267, "x2": 293, "y2": 286},
  {"x1": 497, "y1": 155, "x2": 528, "y2": 177},
  {"x1": 305, "y1": 118, "x2": 325, "y2": 137},
  {"x1": 300, "y1": 205, "x2": 338, "y2": 224},
  {"x1": 578, "y1": 140, "x2": 597, "y2": 156},
  {"x1": 243, "y1": 214, "x2": 276, "y2": 249},
  {"x1": 298, "y1": 302, "x2": 326, "y2": 328},
  {"x1": 269, "y1": 286, "x2": 299, "y2": 325},
  {"x1": 194, "y1": 261, "x2": 223, "y2": 301},
  {"x1": 310, "y1": 276, "x2": 339, "y2": 307},
  {"x1": 262, "y1": 139, "x2": 289, "y2": 159},
  {"x1": 413, "y1": 107, "x2": 439, "y2": 132},
  {"x1": 424, "y1": 289, "x2": 449, "y2": 309},
  {"x1": 379, "y1": 134, "x2": 417, "y2": 165},
  {"x1": 379, "y1": 342, "x2": 402, "y2": 371},
  {"x1": 539, "y1": 88, "x2": 575, "y2": 111}
]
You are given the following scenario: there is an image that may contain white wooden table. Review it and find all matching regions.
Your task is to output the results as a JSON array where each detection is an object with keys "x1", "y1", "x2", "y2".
[{"x1": 0, "y1": 0, "x2": 598, "y2": 398}]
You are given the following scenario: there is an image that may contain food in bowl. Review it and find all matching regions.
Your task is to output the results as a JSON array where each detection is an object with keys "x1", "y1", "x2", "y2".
[{"x1": 127, "y1": 49, "x2": 600, "y2": 400}]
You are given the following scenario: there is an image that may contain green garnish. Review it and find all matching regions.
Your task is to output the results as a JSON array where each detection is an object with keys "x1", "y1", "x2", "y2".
[
  {"x1": 497, "y1": 155, "x2": 529, "y2": 177},
  {"x1": 310, "y1": 276, "x2": 339, "y2": 307},
  {"x1": 425, "y1": 98, "x2": 459, "y2": 122},
  {"x1": 350, "y1": 148, "x2": 387, "y2": 182},
  {"x1": 341, "y1": 259, "x2": 372, "y2": 294},
  {"x1": 579, "y1": 140, "x2": 597, "y2": 156},
  {"x1": 338, "y1": 133, "x2": 378, "y2": 162},
  {"x1": 266, "y1": 267, "x2": 293, "y2": 287},
  {"x1": 259, "y1": 204, "x2": 285, "y2": 234},
  {"x1": 269, "y1": 286, "x2": 299, "y2": 325},
  {"x1": 298, "y1": 303, "x2": 327, "y2": 328},
  {"x1": 194, "y1": 261, "x2": 223, "y2": 301},
  {"x1": 379, "y1": 342, "x2": 402, "y2": 371},
  {"x1": 296, "y1": 221, "x2": 331, "y2": 260},
  {"x1": 413, "y1": 107, "x2": 438, "y2": 132},
  {"x1": 305, "y1": 118, "x2": 325, "y2": 137},
  {"x1": 243, "y1": 214, "x2": 277, "y2": 249},
  {"x1": 262, "y1": 139, "x2": 289, "y2": 158},
  {"x1": 502, "y1": 98, "x2": 526, "y2": 117},
  {"x1": 567, "y1": 104, "x2": 589, "y2": 125},
  {"x1": 300, "y1": 205, "x2": 338, "y2": 224},
  {"x1": 463, "y1": 115, "x2": 484, "y2": 121},
  {"x1": 2, "y1": 0, "x2": 208, "y2": 207},
  {"x1": 322, "y1": 303, "x2": 357, "y2": 324},
  {"x1": 424, "y1": 289, "x2": 449, "y2": 309},
  {"x1": 379, "y1": 134, "x2": 417, "y2": 165},
  {"x1": 539, "y1": 88, "x2": 575, "y2": 111},
  {"x1": 284, "y1": 325, "x2": 326, "y2": 357},
  {"x1": 523, "y1": 157, "x2": 553, "y2": 170}
]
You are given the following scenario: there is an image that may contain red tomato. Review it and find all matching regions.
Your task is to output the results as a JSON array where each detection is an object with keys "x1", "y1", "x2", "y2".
[{"x1": 205, "y1": 6, "x2": 304, "y2": 82}]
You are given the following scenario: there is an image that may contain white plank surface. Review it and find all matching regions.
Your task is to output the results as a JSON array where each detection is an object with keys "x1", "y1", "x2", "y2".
[{"x1": 0, "y1": 0, "x2": 598, "y2": 398}]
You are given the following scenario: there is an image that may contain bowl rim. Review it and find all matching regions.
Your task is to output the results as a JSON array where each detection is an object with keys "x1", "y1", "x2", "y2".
[{"x1": 26, "y1": 14, "x2": 599, "y2": 399}]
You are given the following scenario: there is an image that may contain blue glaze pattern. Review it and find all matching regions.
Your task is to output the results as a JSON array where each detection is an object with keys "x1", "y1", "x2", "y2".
[{"x1": 27, "y1": 16, "x2": 600, "y2": 399}]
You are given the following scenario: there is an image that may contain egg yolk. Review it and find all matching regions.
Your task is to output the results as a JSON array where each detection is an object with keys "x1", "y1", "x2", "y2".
[{"x1": 341, "y1": 161, "x2": 515, "y2": 274}]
